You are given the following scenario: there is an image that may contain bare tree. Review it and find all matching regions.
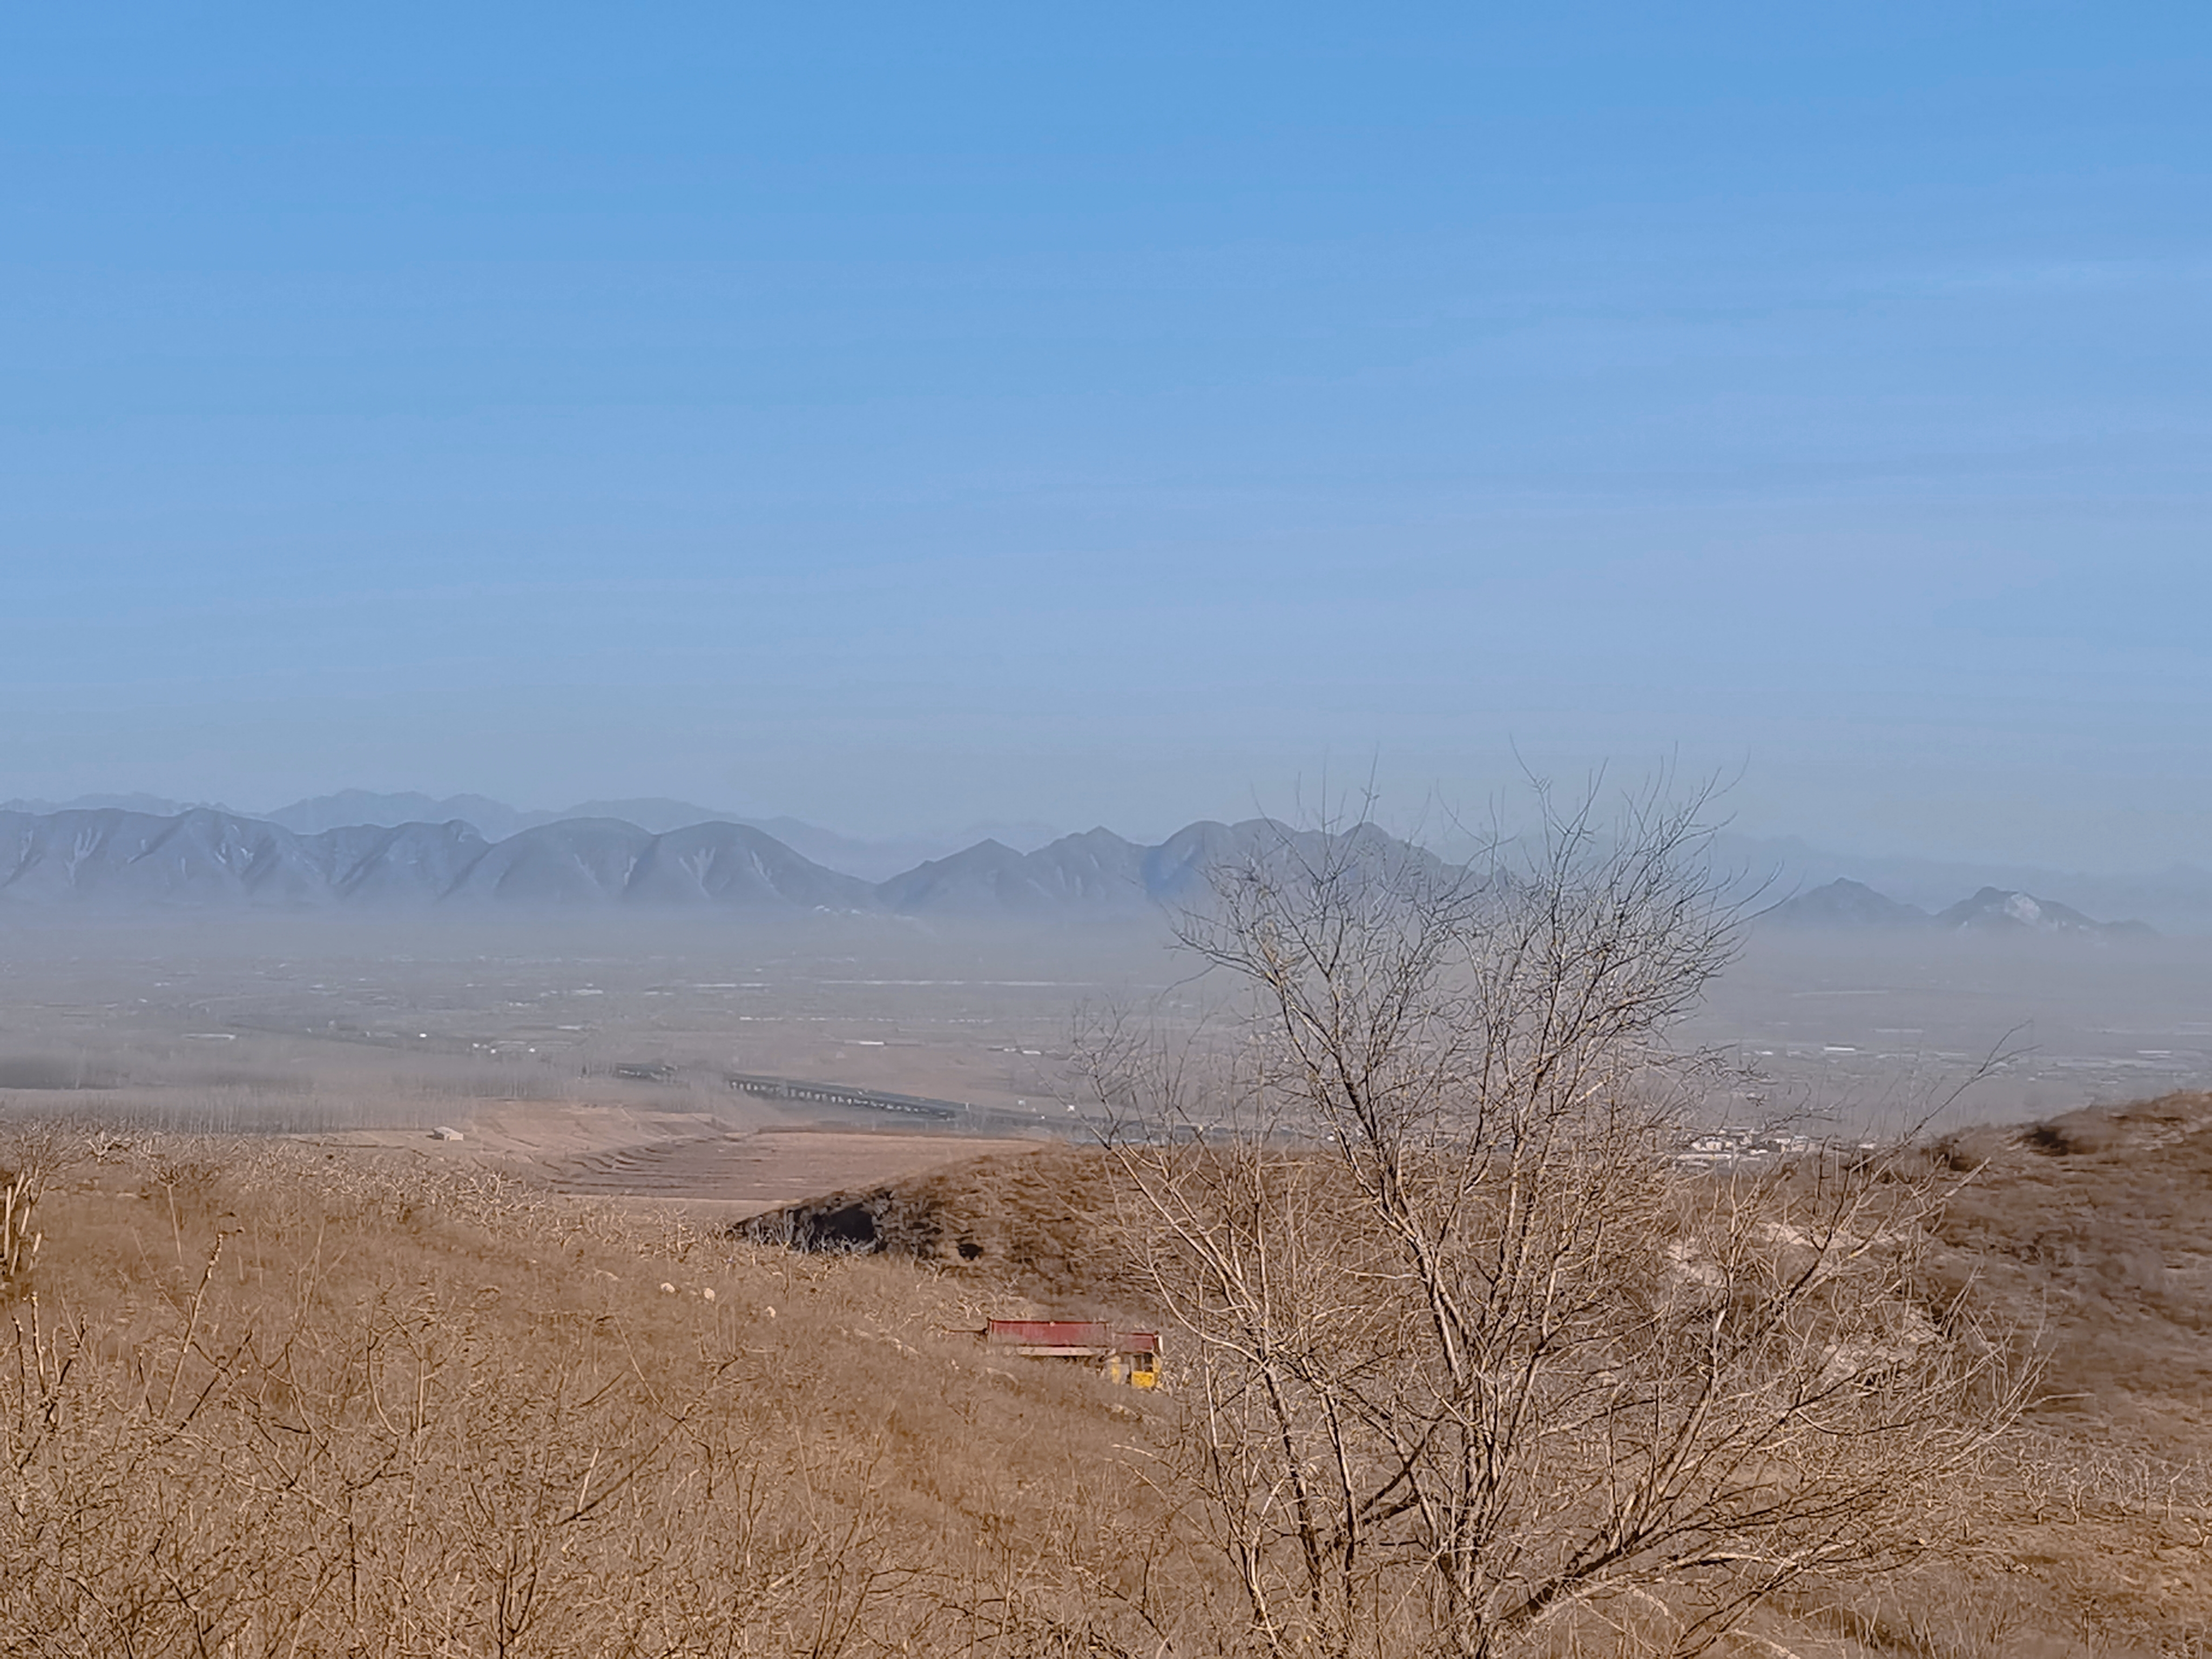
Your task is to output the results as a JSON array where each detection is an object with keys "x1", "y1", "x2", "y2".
[
  {"x1": 1089, "y1": 781, "x2": 2028, "y2": 1659},
  {"x1": 0, "y1": 1120, "x2": 66, "y2": 1303}
]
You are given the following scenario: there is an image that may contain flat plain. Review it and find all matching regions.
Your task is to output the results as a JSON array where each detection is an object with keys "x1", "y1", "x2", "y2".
[{"x1": 6, "y1": 911, "x2": 2212, "y2": 1160}]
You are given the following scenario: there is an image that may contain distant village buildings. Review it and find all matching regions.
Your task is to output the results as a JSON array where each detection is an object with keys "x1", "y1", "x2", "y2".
[{"x1": 1675, "y1": 1126, "x2": 1812, "y2": 1168}]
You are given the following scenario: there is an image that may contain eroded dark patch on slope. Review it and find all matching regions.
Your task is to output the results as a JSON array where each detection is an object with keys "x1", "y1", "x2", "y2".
[{"x1": 735, "y1": 1144, "x2": 1137, "y2": 1301}]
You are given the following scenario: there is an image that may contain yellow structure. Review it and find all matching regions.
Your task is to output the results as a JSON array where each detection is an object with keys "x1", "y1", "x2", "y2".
[
  {"x1": 987, "y1": 1319, "x2": 1161, "y2": 1388},
  {"x1": 1107, "y1": 1348, "x2": 1160, "y2": 1389}
]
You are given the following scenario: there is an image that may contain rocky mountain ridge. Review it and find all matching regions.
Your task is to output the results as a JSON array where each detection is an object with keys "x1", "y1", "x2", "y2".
[
  {"x1": 0, "y1": 806, "x2": 1426, "y2": 919},
  {"x1": 0, "y1": 806, "x2": 2171, "y2": 934}
]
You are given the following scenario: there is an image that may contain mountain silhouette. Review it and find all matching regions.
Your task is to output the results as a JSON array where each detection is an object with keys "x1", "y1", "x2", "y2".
[{"x1": 0, "y1": 806, "x2": 1439, "y2": 920}]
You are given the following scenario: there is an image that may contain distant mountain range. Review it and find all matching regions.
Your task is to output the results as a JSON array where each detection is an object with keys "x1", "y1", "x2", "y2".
[
  {"x1": 1713, "y1": 832, "x2": 2212, "y2": 936},
  {"x1": 252, "y1": 792, "x2": 1064, "y2": 880},
  {"x1": 0, "y1": 795, "x2": 2189, "y2": 935},
  {"x1": 0, "y1": 793, "x2": 1066, "y2": 886},
  {"x1": 1760, "y1": 878, "x2": 2154, "y2": 939},
  {"x1": 0, "y1": 805, "x2": 1430, "y2": 919}
]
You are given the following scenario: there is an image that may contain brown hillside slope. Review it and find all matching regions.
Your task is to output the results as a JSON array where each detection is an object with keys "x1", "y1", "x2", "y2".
[
  {"x1": 0, "y1": 1134, "x2": 1213, "y2": 1656},
  {"x1": 1930, "y1": 1090, "x2": 2212, "y2": 1445},
  {"x1": 5, "y1": 1104, "x2": 2210, "y2": 1656},
  {"x1": 741, "y1": 1103, "x2": 2212, "y2": 1654}
]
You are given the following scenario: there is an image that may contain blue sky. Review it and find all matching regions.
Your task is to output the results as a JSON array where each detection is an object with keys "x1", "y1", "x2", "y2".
[{"x1": 3, "y1": 5, "x2": 2208, "y2": 865}]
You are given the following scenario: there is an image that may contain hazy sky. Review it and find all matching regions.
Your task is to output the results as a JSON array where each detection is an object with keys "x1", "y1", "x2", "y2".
[{"x1": 4, "y1": 6, "x2": 2208, "y2": 866}]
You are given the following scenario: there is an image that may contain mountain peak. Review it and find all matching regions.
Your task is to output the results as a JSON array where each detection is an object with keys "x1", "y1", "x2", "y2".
[
  {"x1": 1934, "y1": 886, "x2": 2124, "y2": 936},
  {"x1": 1758, "y1": 877, "x2": 2155, "y2": 939},
  {"x1": 1759, "y1": 878, "x2": 1929, "y2": 928}
]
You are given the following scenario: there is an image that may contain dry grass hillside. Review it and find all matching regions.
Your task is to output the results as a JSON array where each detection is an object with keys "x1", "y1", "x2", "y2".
[
  {"x1": 750, "y1": 1104, "x2": 2212, "y2": 1657},
  {"x1": 738, "y1": 1144, "x2": 1135, "y2": 1306},
  {"x1": 0, "y1": 1131, "x2": 1220, "y2": 1657},
  {"x1": 1930, "y1": 1091, "x2": 2212, "y2": 1446},
  {"x1": 3, "y1": 1100, "x2": 2210, "y2": 1656}
]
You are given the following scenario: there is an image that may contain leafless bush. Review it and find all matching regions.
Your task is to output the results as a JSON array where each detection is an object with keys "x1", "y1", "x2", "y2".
[
  {"x1": 1090, "y1": 781, "x2": 2032, "y2": 1658},
  {"x1": 2002, "y1": 1431, "x2": 2212, "y2": 1531}
]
